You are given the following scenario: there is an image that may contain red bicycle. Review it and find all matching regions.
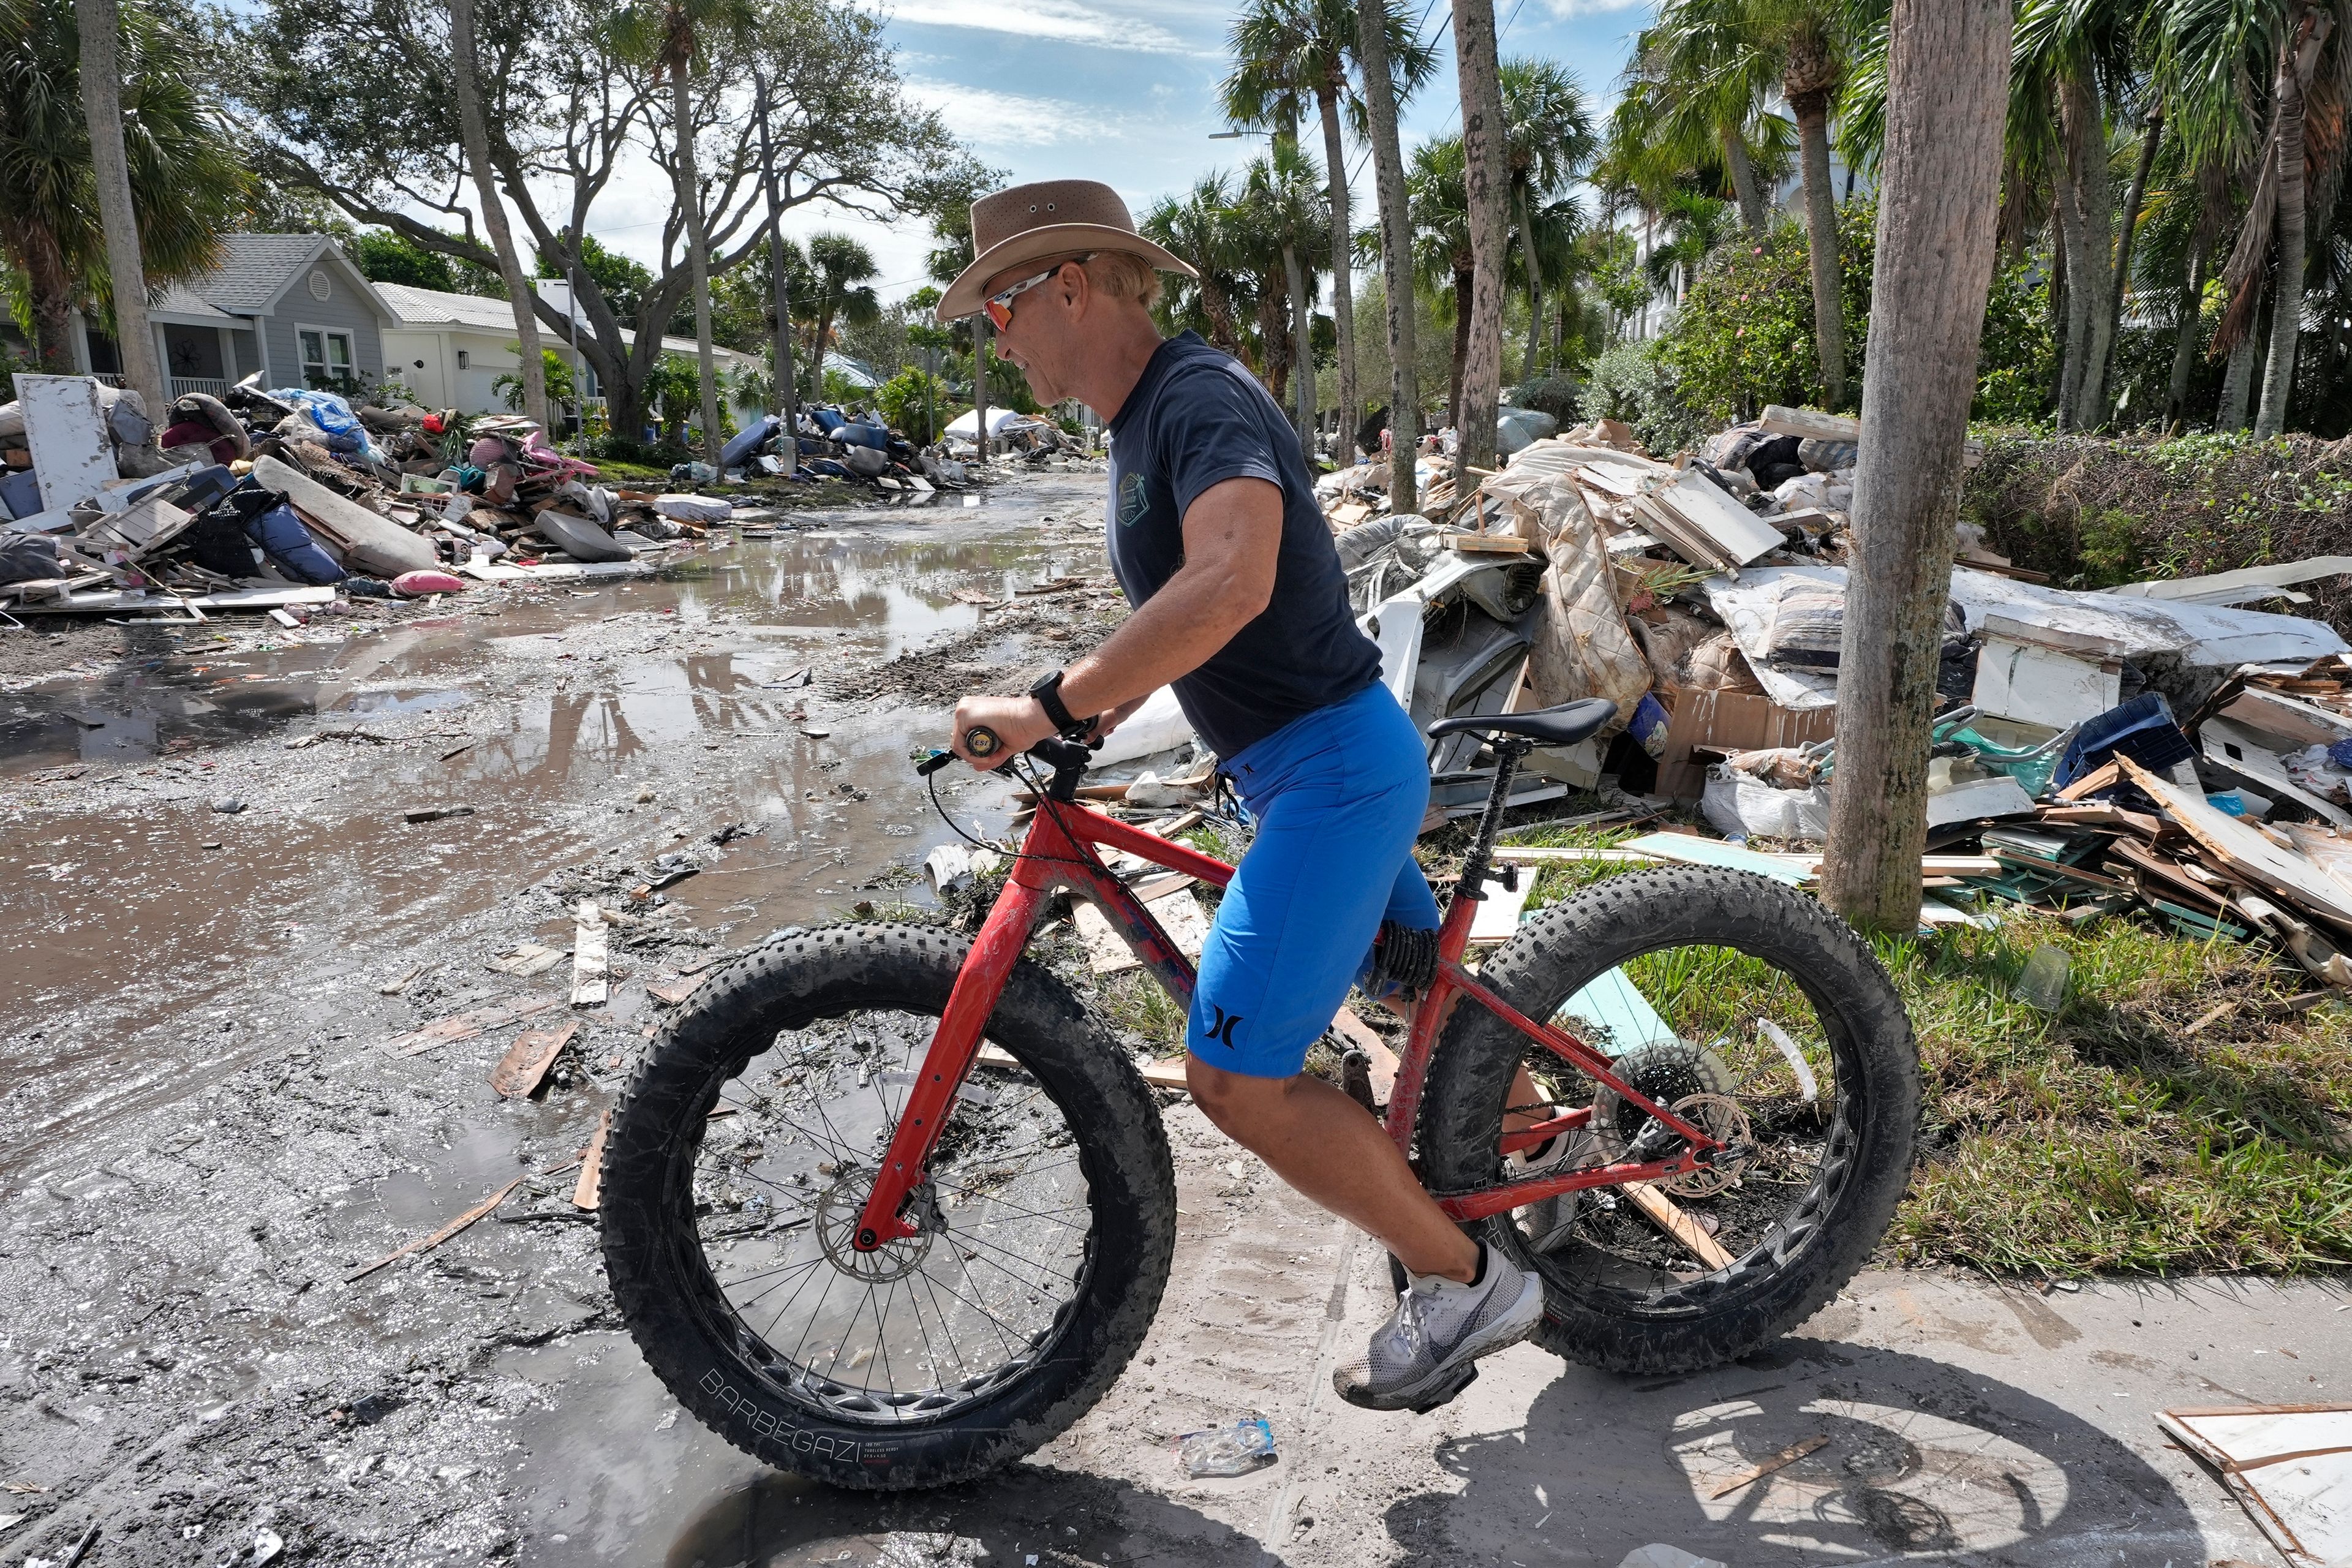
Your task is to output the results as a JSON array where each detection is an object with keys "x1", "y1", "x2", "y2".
[{"x1": 601, "y1": 704, "x2": 1918, "y2": 1490}]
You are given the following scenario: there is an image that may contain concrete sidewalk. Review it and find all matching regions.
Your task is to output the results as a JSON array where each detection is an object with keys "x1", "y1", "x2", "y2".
[{"x1": 505, "y1": 1103, "x2": 2347, "y2": 1566}]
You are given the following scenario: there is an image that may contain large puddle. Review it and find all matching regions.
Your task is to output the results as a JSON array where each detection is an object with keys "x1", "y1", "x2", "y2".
[{"x1": 0, "y1": 480, "x2": 1114, "y2": 1177}]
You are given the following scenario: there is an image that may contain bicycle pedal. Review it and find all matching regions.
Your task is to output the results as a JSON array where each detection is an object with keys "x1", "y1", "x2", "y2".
[{"x1": 1407, "y1": 1363, "x2": 1479, "y2": 1414}]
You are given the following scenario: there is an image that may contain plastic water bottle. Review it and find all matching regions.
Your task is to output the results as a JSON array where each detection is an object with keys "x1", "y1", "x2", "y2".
[
  {"x1": 1172, "y1": 1416, "x2": 1276, "y2": 1477},
  {"x1": 2015, "y1": 944, "x2": 2070, "y2": 1013}
]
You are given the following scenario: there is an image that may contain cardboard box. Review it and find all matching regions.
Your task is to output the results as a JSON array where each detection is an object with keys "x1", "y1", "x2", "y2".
[{"x1": 1653, "y1": 682, "x2": 1837, "y2": 800}]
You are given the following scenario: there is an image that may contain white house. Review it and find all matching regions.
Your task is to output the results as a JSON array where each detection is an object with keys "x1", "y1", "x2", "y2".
[
  {"x1": 377, "y1": 281, "x2": 763, "y2": 435},
  {"x1": 66, "y1": 233, "x2": 396, "y2": 401}
]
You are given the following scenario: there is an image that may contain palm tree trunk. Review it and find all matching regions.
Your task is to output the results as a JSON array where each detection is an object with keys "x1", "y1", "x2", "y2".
[
  {"x1": 1519, "y1": 181, "x2": 1547, "y2": 385},
  {"x1": 1451, "y1": 0, "x2": 1509, "y2": 481},
  {"x1": 2051, "y1": 123, "x2": 2090, "y2": 431},
  {"x1": 1283, "y1": 241, "x2": 1315, "y2": 449},
  {"x1": 753, "y1": 72, "x2": 798, "y2": 435},
  {"x1": 2256, "y1": 6, "x2": 2316, "y2": 439},
  {"x1": 75, "y1": 0, "x2": 164, "y2": 416},
  {"x1": 812, "y1": 300, "x2": 834, "y2": 389},
  {"x1": 2101, "y1": 106, "x2": 2164, "y2": 421},
  {"x1": 1317, "y1": 84, "x2": 1359, "y2": 462},
  {"x1": 448, "y1": 0, "x2": 546, "y2": 431},
  {"x1": 2220, "y1": 276, "x2": 2264, "y2": 431},
  {"x1": 1789, "y1": 87, "x2": 1847, "y2": 409},
  {"x1": 1357, "y1": 0, "x2": 1419, "y2": 511},
  {"x1": 1725, "y1": 127, "x2": 1767, "y2": 233},
  {"x1": 2165, "y1": 242, "x2": 2206, "y2": 425},
  {"x1": 2062, "y1": 71, "x2": 2116, "y2": 429},
  {"x1": 20, "y1": 227, "x2": 77, "y2": 371},
  {"x1": 673, "y1": 58, "x2": 723, "y2": 466},
  {"x1": 1819, "y1": 0, "x2": 2012, "y2": 934},
  {"x1": 1449, "y1": 266, "x2": 1472, "y2": 429}
]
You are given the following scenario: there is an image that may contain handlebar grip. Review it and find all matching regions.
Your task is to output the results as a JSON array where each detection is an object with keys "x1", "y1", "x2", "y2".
[
  {"x1": 963, "y1": 726, "x2": 1003, "y2": 758},
  {"x1": 915, "y1": 748, "x2": 956, "y2": 776}
]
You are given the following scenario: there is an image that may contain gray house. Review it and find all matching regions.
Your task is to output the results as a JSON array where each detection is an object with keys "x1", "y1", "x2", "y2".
[{"x1": 66, "y1": 234, "x2": 396, "y2": 402}]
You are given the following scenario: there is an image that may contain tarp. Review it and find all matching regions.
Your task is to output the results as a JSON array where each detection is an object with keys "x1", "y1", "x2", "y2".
[{"x1": 944, "y1": 407, "x2": 1048, "y2": 439}]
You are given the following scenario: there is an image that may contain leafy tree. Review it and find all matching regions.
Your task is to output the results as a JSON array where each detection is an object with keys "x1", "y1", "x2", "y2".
[
  {"x1": 540, "y1": 233, "x2": 654, "y2": 326},
  {"x1": 0, "y1": 0, "x2": 251, "y2": 370},
  {"x1": 875, "y1": 364, "x2": 956, "y2": 442},
  {"x1": 1649, "y1": 200, "x2": 1870, "y2": 423},
  {"x1": 352, "y1": 229, "x2": 461, "y2": 291},
  {"x1": 1143, "y1": 173, "x2": 1257, "y2": 366}
]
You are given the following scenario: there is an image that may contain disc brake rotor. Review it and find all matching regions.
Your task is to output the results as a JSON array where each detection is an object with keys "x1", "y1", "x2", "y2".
[
  {"x1": 1588, "y1": 1040, "x2": 1736, "y2": 1158},
  {"x1": 1658, "y1": 1092, "x2": 1754, "y2": 1199}
]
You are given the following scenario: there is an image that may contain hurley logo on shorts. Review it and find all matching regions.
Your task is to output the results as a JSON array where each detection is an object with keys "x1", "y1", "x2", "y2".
[
  {"x1": 1202, "y1": 1005, "x2": 1244, "y2": 1048},
  {"x1": 1117, "y1": 471, "x2": 1150, "y2": 527}
]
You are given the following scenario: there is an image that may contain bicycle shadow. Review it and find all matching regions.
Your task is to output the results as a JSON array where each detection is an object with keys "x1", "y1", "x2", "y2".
[
  {"x1": 1379, "y1": 1335, "x2": 2209, "y2": 1566},
  {"x1": 654, "y1": 1463, "x2": 1273, "y2": 1568}
]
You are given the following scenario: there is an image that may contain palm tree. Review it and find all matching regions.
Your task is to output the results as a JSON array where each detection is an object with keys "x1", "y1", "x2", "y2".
[
  {"x1": 1141, "y1": 175, "x2": 1254, "y2": 363},
  {"x1": 1497, "y1": 56, "x2": 1597, "y2": 383},
  {"x1": 1240, "y1": 140, "x2": 1332, "y2": 444},
  {"x1": 74, "y1": 0, "x2": 162, "y2": 413},
  {"x1": 1752, "y1": 0, "x2": 1855, "y2": 409},
  {"x1": 609, "y1": 0, "x2": 758, "y2": 464},
  {"x1": 802, "y1": 231, "x2": 880, "y2": 394},
  {"x1": 1642, "y1": 188, "x2": 1737, "y2": 303},
  {"x1": 1408, "y1": 134, "x2": 1474, "y2": 429},
  {"x1": 1450, "y1": 0, "x2": 1510, "y2": 478},
  {"x1": 447, "y1": 0, "x2": 545, "y2": 429},
  {"x1": 1618, "y1": 0, "x2": 1786, "y2": 234},
  {"x1": 1224, "y1": 0, "x2": 1438, "y2": 461},
  {"x1": 0, "y1": 0, "x2": 248, "y2": 374},
  {"x1": 1355, "y1": 0, "x2": 1429, "y2": 509}
]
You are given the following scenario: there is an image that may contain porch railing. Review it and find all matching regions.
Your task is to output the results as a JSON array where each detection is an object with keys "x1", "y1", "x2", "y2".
[{"x1": 169, "y1": 376, "x2": 231, "y2": 400}]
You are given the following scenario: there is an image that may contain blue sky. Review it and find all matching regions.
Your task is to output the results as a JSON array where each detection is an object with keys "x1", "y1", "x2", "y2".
[{"x1": 773, "y1": 0, "x2": 1657, "y2": 300}]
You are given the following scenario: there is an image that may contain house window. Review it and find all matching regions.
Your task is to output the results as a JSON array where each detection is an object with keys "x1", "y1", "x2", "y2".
[{"x1": 298, "y1": 327, "x2": 355, "y2": 392}]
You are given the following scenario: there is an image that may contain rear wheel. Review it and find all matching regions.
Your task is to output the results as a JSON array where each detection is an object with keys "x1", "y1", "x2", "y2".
[
  {"x1": 1419, "y1": 867, "x2": 1918, "y2": 1375},
  {"x1": 600, "y1": 924, "x2": 1175, "y2": 1489}
]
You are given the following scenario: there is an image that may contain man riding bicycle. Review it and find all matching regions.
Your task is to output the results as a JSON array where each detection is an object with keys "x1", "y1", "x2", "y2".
[{"x1": 936, "y1": 179, "x2": 1545, "y2": 1411}]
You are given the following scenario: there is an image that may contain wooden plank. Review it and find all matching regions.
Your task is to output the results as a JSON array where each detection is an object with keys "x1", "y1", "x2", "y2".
[
  {"x1": 647, "y1": 974, "x2": 706, "y2": 1006},
  {"x1": 345, "y1": 1177, "x2": 524, "y2": 1283},
  {"x1": 1653, "y1": 470, "x2": 1785, "y2": 566},
  {"x1": 383, "y1": 994, "x2": 560, "y2": 1057},
  {"x1": 487, "y1": 942, "x2": 567, "y2": 978},
  {"x1": 489, "y1": 1021, "x2": 578, "y2": 1098},
  {"x1": 1441, "y1": 529, "x2": 1532, "y2": 554},
  {"x1": 2122, "y1": 757, "x2": 2352, "y2": 930},
  {"x1": 1623, "y1": 1182, "x2": 1735, "y2": 1270},
  {"x1": 1709, "y1": 1434, "x2": 1831, "y2": 1499},
  {"x1": 1327, "y1": 1006, "x2": 1400, "y2": 1101},
  {"x1": 571, "y1": 900, "x2": 609, "y2": 1007},
  {"x1": 571, "y1": 1110, "x2": 611, "y2": 1210},
  {"x1": 2056, "y1": 760, "x2": 2122, "y2": 801},
  {"x1": 1467, "y1": 872, "x2": 1535, "y2": 943},
  {"x1": 1072, "y1": 884, "x2": 1211, "y2": 974}
]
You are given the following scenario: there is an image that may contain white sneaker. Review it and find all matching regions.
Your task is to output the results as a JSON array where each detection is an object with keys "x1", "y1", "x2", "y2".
[{"x1": 1335, "y1": 1242, "x2": 1546, "y2": 1411}]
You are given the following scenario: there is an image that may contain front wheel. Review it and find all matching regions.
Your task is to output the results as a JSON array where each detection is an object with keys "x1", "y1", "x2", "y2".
[
  {"x1": 600, "y1": 923, "x2": 1176, "y2": 1490},
  {"x1": 1419, "y1": 867, "x2": 1918, "y2": 1376}
]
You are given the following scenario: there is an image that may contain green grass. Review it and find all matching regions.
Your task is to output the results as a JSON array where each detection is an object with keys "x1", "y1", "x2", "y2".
[{"x1": 1526, "y1": 851, "x2": 2351, "y2": 1278}]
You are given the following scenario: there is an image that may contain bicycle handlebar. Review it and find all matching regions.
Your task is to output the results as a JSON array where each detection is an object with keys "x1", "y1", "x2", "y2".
[{"x1": 913, "y1": 728, "x2": 1095, "y2": 778}]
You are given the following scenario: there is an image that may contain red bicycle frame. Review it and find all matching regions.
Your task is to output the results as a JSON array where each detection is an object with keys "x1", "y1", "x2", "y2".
[{"x1": 850, "y1": 792, "x2": 1722, "y2": 1251}]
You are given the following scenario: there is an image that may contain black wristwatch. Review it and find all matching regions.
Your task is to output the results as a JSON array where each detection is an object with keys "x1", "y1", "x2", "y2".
[{"x1": 1029, "y1": 669, "x2": 1085, "y2": 737}]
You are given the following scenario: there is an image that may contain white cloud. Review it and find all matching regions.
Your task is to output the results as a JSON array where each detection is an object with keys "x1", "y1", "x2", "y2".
[
  {"x1": 1535, "y1": 0, "x2": 1652, "y2": 17},
  {"x1": 905, "y1": 81, "x2": 1129, "y2": 148},
  {"x1": 859, "y1": 0, "x2": 1205, "y2": 56}
]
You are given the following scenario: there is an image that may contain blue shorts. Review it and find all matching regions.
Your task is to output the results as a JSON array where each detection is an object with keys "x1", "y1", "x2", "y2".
[{"x1": 1187, "y1": 682, "x2": 1442, "y2": 1078}]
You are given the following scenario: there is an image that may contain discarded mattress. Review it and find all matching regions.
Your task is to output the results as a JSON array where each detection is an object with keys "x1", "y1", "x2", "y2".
[{"x1": 651, "y1": 494, "x2": 733, "y2": 525}]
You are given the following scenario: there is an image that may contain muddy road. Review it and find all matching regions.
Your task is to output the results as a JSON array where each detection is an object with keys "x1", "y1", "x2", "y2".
[{"x1": 3, "y1": 469, "x2": 2344, "y2": 1568}]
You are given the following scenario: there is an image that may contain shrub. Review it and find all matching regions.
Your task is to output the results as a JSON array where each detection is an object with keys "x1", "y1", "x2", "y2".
[
  {"x1": 1650, "y1": 205, "x2": 1872, "y2": 423},
  {"x1": 1575, "y1": 340, "x2": 1704, "y2": 454},
  {"x1": 874, "y1": 367, "x2": 959, "y2": 444},
  {"x1": 1506, "y1": 374, "x2": 1581, "y2": 422}
]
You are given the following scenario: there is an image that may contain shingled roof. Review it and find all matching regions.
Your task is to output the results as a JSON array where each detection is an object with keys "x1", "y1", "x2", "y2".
[{"x1": 151, "y1": 235, "x2": 393, "y2": 321}]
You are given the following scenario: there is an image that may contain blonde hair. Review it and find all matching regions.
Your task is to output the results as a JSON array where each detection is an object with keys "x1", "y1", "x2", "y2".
[{"x1": 1082, "y1": 251, "x2": 1161, "y2": 308}]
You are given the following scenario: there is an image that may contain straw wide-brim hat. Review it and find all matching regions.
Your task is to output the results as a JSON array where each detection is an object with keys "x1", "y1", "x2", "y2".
[{"x1": 934, "y1": 179, "x2": 1196, "y2": 323}]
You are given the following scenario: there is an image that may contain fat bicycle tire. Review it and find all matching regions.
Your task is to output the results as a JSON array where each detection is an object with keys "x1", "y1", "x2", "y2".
[
  {"x1": 600, "y1": 922, "x2": 1176, "y2": 1490},
  {"x1": 1418, "y1": 867, "x2": 1918, "y2": 1376}
]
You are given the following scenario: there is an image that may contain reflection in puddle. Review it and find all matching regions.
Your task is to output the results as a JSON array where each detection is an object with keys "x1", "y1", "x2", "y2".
[{"x1": 346, "y1": 688, "x2": 476, "y2": 715}]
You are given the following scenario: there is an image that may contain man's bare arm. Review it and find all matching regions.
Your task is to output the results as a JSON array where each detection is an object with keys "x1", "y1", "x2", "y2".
[{"x1": 1058, "y1": 475, "x2": 1280, "y2": 718}]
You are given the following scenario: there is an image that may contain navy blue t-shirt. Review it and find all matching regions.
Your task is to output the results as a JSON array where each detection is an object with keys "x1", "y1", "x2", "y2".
[{"x1": 1103, "y1": 333, "x2": 1381, "y2": 759}]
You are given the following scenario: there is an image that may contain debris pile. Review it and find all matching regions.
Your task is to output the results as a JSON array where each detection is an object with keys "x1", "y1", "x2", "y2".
[
  {"x1": 2, "y1": 372, "x2": 724, "y2": 619},
  {"x1": 1319, "y1": 398, "x2": 2352, "y2": 987}
]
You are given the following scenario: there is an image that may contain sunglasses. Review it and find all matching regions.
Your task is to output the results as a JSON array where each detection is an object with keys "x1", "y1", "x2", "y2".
[{"x1": 981, "y1": 255, "x2": 1094, "y2": 330}]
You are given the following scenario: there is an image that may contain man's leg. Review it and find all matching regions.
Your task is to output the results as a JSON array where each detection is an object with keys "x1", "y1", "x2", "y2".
[{"x1": 1186, "y1": 1058, "x2": 1477, "y2": 1281}]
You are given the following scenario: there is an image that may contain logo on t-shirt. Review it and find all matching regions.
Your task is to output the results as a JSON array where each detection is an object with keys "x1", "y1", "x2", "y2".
[{"x1": 1117, "y1": 471, "x2": 1150, "y2": 528}]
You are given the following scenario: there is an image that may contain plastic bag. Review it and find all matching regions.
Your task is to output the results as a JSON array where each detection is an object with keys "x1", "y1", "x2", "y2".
[{"x1": 1702, "y1": 766, "x2": 1833, "y2": 843}]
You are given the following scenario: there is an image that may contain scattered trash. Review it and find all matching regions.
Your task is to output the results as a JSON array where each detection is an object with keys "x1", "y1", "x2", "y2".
[
  {"x1": 489, "y1": 1021, "x2": 578, "y2": 1098},
  {"x1": 1707, "y1": 1432, "x2": 1830, "y2": 1498},
  {"x1": 2015, "y1": 944, "x2": 2071, "y2": 1012},
  {"x1": 403, "y1": 804, "x2": 475, "y2": 824},
  {"x1": 1615, "y1": 1548, "x2": 1727, "y2": 1568},
  {"x1": 2158, "y1": 1404, "x2": 2350, "y2": 1566},
  {"x1": 344, "y1": 1174, "x2": 527, "y2": 1283},
  {"x1": 571, "y1": 900, "x2": 610, "y2": 1008},
  {"x1": 1172, "y1": 1416, "x2": 1276, "y2": 1477},
  {"x1": 573, "y1": 1110, "x2": 612, "y2": 1211}
]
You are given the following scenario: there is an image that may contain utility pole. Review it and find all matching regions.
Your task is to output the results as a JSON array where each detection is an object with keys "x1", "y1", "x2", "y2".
[{"x1": 752, "y1": 67, "x2": 799, "y2": 440}]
